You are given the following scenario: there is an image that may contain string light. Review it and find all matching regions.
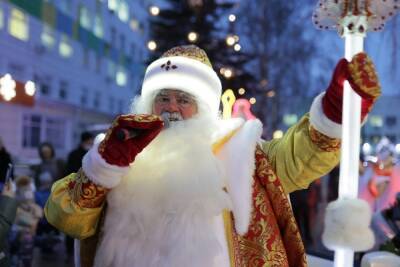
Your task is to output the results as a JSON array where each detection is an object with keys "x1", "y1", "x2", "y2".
[
  {"x1": 187, "y1": 32, "x2": 198, "y2": 42},
  {"x1": 147, "y1": 40, "x2": 157, "y2": 51},
  {"x1": 249, "y1": 97, "x2": 256, "y2": 104},
  {"x1": 223, "y1": 68, "x2": 233, "y2": 78},
  {"x1": 228, "y1": 14, "x2": 236, "y2": 22},
  {"x1": 238, "y1": 88, "x2": 245, "y2": 95},
  {"x1": 234, "y1": 44, "x2": 241, "y2": 51},
  {"x1": 226, "y1": 35, "x2": 235, "y2": 46},
  {"x1": 149, "y1": 6, "x2": 160, "y2": 16},
  {"x1": 273, "y1": 130, "x2": 284, "y2": 139}
]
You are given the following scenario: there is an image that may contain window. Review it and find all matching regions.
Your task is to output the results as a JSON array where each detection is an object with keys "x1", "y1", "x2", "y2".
[
  {"x1": 23, "y1": 114, "x2": 41, "y2": 148},
  {"x1": 116, "y1": 67, "x2": 127, "y2": 86},
  {"x1": 0, "y1": 8, "x2": 4, "y2": 29},
  {"x1": 118, "y1": 1, "x2": 129, "y2": 22},
  {"x1": 22, "y1": 114, "x2": 67, "y2": 149},
  {"x1": 83, "y1": 48, "x2": 90, "y2": 68},
  {"x1": 369, "y1": 115, "x2": 383, "y2": 128},
  {"x1": 385, "y1": 116, "x2": 397, "y2": 127},
  {"x1": 59, "y1": 34, "x2": 73, "y2": 58},
  {"x1": 9, "y1": 8, "x2": 29, "y2": 41},
  {"x1": 41, "y1": 25, "x2": 55, "y2": 49},
  {"x1": 40, "y1": 83, "x2": 51, "y2": 96},
  {"x1": 45, "y1": 118, "x2": 66, "y2": 149},
  {"x1": 107, "y1": 60, "x2": 116, "y2": 81},
  {"x1": 95, "y1": 54, "x2": 102, "y2": 73},
  {"x1": 59, "y1": 80, "x2": 68, "y2": 100},
  {"x1": 110, "y1": 27, "x2": 116, "y2": 44},
  {"x1": 79, "y1": 5, "x2": 91, "y2": 30},
  {"x1": 120, "y1": 34, "x2": 125, "y2": 51},
  {"x1": 93, "y1": 92, "x2": 101, "y2": 107},
  {"x1": 109, "y1": 96, "x2": 115, "y2": 113},
  {"x1": 94, "y1": 15, "x2": 104, "y2": 38},
  {"x1": 80, "y1": 87, "x2": 88, "y2": 105}
]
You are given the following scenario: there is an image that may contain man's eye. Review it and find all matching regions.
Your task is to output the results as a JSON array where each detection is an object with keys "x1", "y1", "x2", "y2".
[
  {"x1": 159, "y1": 97, "x2": 170, "y2": 102},
  {"x1": 178, "y1": 98, "x2": 190, "y2": 104}
]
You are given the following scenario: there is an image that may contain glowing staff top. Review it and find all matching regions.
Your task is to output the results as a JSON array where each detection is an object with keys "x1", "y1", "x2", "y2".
[{"x1": 313, "y1": 1, "x2": 398, "y2": 267}]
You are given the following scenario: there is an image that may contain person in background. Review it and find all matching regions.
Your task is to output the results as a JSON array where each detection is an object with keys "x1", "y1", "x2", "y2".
[
  {"x1": 0, "y1": 180, "x2": 17, "y2": 267},
  {"x1": 32, "y1": 142, "x2": 63, "y2": 189},
  {"x1": 10, "y1": 176, "x2": 42, "y2": 267},
  {"x1": 65, "y1": 132, "x2": 94, "y2": 174},
  {"x1": 0, "y1": 138, "x2": 12, "y2": 187}
]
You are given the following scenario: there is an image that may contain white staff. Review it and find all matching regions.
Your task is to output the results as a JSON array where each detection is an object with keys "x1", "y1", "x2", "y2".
[{"x1": 313, "y1": 1, "x2": 399, "y2": 266}]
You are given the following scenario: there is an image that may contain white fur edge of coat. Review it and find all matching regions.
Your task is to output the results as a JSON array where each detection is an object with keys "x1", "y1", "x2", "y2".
[{"x1": 216, "y1": 119, "x2": 263, "y2": 235}]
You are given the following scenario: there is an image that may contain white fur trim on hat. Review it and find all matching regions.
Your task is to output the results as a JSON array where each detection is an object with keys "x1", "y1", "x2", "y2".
[
  {"x1": 141, "y1": 56, "x2": 222, "y2": 115},
  {"x1": 82, "y1": 142, "x2": 130, "y2": 189},
  {"x1": 310, "y1": 92, "x2": 342, "y2": 139},
  {"x1": 322, "y1": 198, "x2": 374, "y2": 252}
]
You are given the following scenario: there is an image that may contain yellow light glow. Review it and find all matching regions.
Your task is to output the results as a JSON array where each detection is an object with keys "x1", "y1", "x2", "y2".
[
  {"x1": 24, "y1": 80, "x2": 36, "y2": 96},
  {"x1": 223, "y1": 68, "x2": 233, "y2": 78},
  {"x1": 59, "y1": 35, "x2": 73, "y2": 58},
  {"x1": 149, "y1": 6, "x2": 160, "y2": 16},
  {"x1": 116, "y1": 70, "x2": 127, "y2": 86},
  {"x1": 233, "y1": 35, "x2": 239, "y2": 42},
  {"x1": 234, "y1": 44, "x2": 241, "y2": 51},
  {"x1": 147, "y1": 40, "x2": 157, "y2": 51},
  {"x1": 226, "y1": 35, "x2": 235, "y2": 46},
  {"x1": 9, "y1": 8, "x2": 29, "y2": 41},
  {"x1": 187, "y1": 32, "x2": 198, "y2": 42},
  {"x1": 219, "y1": 68, "x2": 225, "y2": 75},
  {"x1": 221, "y1": 89, "x2": 236, "y2": 119},
  {"x1": 267, "y1": 90, "x2": 275, "y2": 98},
  {"x1": 273, "y1": 130, "x2": 284, "y2": 139},
  {"x1": 130, "y1": 19, "x2": 139, "y2": 31},
  {"x1": 249, "y1": 97, "x2": 256, "y2": 104},
  {"x1": 228, "y1": 14, "x2": 236, "y2": 22},
  {"x1": 238, "y1": 88, "x2": 245, "y2": 95}
]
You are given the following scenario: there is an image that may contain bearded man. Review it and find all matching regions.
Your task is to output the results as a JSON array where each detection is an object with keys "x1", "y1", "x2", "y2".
[{"x1": 45, "y1": 45, "x2": 381, "y2": 267}]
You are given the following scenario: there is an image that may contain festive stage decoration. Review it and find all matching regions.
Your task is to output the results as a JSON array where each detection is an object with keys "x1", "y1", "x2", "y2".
[{"x1": 312, "y1": 1, "x2": 399, "y2": 266}]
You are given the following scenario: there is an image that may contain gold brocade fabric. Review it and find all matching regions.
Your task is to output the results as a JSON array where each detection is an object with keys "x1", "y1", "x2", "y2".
[
  {"x1": 67, "y1": 168, "x2": 109, "y2": 208},
  {"x1": 225, "y1": 146, "x2": 307, "y2": 267},
  {"x1": 309, "y1": 125, "x2": 341, "y2": 152},
  {"x1": 161, "y1": 45, "x2": 213, "y2": 67}
]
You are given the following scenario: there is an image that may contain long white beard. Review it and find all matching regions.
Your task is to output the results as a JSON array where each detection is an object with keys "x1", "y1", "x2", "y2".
[{"x1": 94, "y1": 115, "x2": 231, "y2": 267}]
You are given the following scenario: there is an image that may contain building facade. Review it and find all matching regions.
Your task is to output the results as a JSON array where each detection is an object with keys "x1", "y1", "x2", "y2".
[{"x1": 0, "y1": 0, "x2": 150, "y2": 163}]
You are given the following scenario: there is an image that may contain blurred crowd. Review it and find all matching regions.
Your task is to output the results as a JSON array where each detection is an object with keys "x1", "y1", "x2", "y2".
[
  {"x1": 0, "y1": 132, "x2": 94, "y2": 267},
  {"x1": 291, "y1": 137, "x2": 400, "y2": 261}
]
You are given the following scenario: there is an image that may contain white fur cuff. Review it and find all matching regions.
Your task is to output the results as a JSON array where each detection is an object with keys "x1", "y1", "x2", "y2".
[
  {"x1": 310, "y1": 92, "x2": 342, "y2": 139},
  {"x1": 322, "y1": 198, "x2": 374, "y2": 252},
  {"x1": 82, "y1": 143, "x2": 130, "y2": 189}
]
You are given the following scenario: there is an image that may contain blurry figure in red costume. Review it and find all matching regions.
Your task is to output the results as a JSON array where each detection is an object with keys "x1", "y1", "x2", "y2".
[
  {"x1": 359, "y1": 137, "x2": 400, "y2": 212},
  {"x1": 44, "y1": 45, "x2": 380, "y2": 267}
]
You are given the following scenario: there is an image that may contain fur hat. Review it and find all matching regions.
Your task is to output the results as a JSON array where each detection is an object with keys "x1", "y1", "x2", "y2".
[{"x1": 141, "y1": 45, "x2": 222, "y2": 115}]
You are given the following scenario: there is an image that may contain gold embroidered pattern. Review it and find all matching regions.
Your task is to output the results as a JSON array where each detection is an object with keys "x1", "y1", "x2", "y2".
[
  {"x1": 348, "y1": 53, "x2": 381, "y2": 99},
  {"x1": 67, "y1": 169, "x2": 109, "y2": 208},
  {"x1": 227, "y1": 146, "x2": 306, "y2": 266},
  {"x1": 162, "y1": 45, "x2": 212, "y2": 67},
  {"x1": 309, "y1": 125, "x2": 341, "y2": 152}
]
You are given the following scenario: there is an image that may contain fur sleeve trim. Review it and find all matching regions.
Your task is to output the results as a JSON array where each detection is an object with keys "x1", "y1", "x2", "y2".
[
  {"x1": 310, "y1": 92, "x2": 342, "y2": 139},
  {"x1": 322, "y1": 198, "x2": 374, "y2": 251},
  {"x1": 216, "y1": 119, "x2": 263, "y2": 235},
  {"x1": 82, "y1": 142, "x2": 129, "y2": 189}
]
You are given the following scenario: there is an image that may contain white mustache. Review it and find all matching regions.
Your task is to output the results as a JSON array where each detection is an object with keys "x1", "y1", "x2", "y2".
[{"x1": 161, "y1": 112, "x2": 183, "y2": 122}]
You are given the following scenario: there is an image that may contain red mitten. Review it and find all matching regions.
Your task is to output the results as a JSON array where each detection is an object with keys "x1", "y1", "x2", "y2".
[
  {"x1": 322, "y1": 53, "x2": 381, "y2": 124},
  {"x1": 98, "y1": 114, "x2": 164, "y2": 166}
]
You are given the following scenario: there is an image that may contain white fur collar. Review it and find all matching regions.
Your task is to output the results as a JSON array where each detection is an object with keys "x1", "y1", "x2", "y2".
[{"x1": 215, "y1": 119, "x2": 263, "y2": 235}]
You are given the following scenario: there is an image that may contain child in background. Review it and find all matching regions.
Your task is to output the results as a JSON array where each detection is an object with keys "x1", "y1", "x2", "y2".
[{"x1": 10, "y1": 176, "x2": 42, "y2": 267}]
